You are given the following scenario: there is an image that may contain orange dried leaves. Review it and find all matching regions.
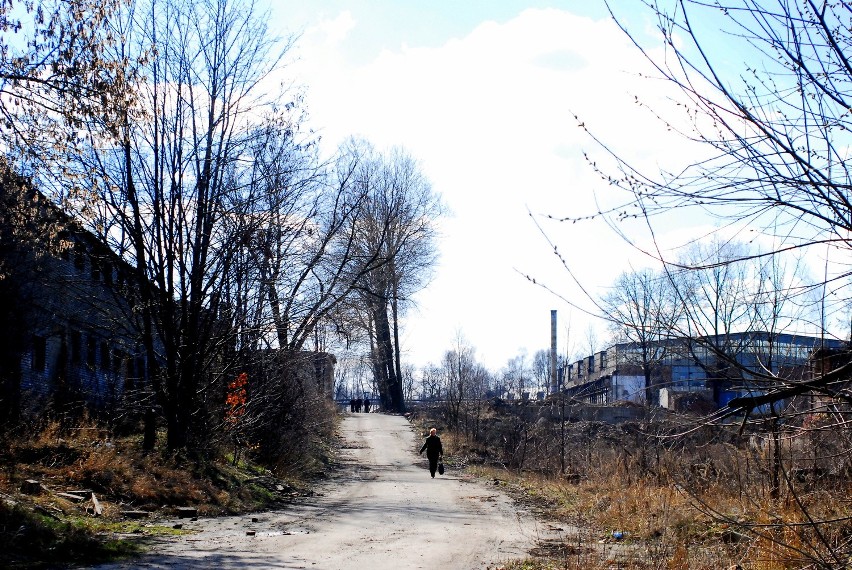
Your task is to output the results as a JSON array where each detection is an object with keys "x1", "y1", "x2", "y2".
[{"x1": 225, "y1": 372, "x2": 248, "y2": 426}]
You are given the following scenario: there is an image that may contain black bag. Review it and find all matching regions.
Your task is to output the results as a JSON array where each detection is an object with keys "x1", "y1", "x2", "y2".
[{"x1": 438, "y1": 462, "x2": 444, "y2": 475}]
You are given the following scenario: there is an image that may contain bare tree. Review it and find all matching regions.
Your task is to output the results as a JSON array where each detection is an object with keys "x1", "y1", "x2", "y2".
[
  {"x1": 439, "y1": 332, "x2": 491, "y2": 439},
  {"x1": 584, "y1": 0, "x2": 852, "y2": 409},
  {"x1": 572, "y1": 1, "x2": 852, "y2": 565},
  {"x1": 419, "y1": 363, "x2": 444, "y2": 401},
  {"x1": 67, "y1": 0, "x2": 293, "y2": 450},
  {"x1": 675, "y1": 241, "x2": 757, "y2": 402},
  {"x1": 502, "y1": 351, "x2": 530, "y2": 399},
  {"x1": 213, "y1": 116, "x2": 388, "y2": 462},
  {"x1": 346, "y1": 140, "x2": 442, "y2": 413},
  {"x1": 601, "y1": 267, "x2": 684, "y2": 404},
  {"x1": 532, "y1": 348, "x2": 551, "y2": 396}
]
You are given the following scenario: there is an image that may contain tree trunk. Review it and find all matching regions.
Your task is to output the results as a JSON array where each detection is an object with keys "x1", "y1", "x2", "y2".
[
  {"x1": 644, "y1": 364, "x2": 654, "y2": 406},
  {"x1": 373, "y1": 300, "x2": 403, "y2": 413},
  {"x1": 367, "y1": 310, "x2": 390, "y2": 409},
  {"x1": 770, "y1": 416, "x2": 782, "y2": 501},
  {"x1": 390, "y1": 280, "x2": 406, "y2": 413},
  {"x1": 124, "y1": 129, "x2": 162, "y2": 451}
]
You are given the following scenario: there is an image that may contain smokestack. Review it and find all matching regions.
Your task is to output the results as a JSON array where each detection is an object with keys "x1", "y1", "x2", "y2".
[{"x1": 550, "y1": 310, "x2": 558, "y2": 394}]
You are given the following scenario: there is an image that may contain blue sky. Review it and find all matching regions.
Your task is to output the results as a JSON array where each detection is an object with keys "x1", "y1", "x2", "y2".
[{"x1": 260, "y1": 1, "x2": 715, "y2": 370}]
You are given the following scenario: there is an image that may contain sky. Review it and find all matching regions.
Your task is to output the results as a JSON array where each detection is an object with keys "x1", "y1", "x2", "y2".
[{"x1": 260, "y1": 1, "x2": 713, "y2": 371}]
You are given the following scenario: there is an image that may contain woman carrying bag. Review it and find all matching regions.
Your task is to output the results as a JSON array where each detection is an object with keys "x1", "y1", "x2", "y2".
[{"x1": 419, "y1": 428, "x2": 443, "y2": 478}]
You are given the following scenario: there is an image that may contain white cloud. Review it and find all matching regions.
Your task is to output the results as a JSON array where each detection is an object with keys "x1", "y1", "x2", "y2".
[
  {"x1": 313, "y1": 10, "x2": 357, "y2": 47},
  {"x1": 284, "y1": 7, "x2": 706, "y2": 370}
]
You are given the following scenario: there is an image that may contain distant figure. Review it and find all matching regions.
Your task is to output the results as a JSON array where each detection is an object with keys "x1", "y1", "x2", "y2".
[
  {"x1": 355, "y1": 398, "x2": 363, "y2": 413},
  {"x1": 350, "y1": 398, "x2": 356, "y2": 413},
  {"x1": 418, "y1": 427, "x2": 443, "y2": 478},
  {"x1": 363, "y1": 398, "x2": 371, "y2": 413}
]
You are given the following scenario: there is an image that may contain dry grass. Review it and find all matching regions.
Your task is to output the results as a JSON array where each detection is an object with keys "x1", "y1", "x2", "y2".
[
  {"x1": 0, "y1": 416, "x2": 329, "y2": 568},
  {"x1": 5, "y1": 426, "x2": 230, "y2": 512},
  {"x1": 413, "y1": 402, "x2": 852, "y2": 570},
  {"x1": 472, "y1": 466, "x2": 735, "y2": 570}
]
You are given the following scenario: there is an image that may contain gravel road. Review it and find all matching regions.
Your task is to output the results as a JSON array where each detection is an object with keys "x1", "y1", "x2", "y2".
[{"x1": 89, "y1": 413, "x2": 561, "y2": 570}]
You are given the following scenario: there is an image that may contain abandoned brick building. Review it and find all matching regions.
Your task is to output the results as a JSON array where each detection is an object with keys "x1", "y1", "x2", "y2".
[
  {"x1": 0, "y1": 171, "x2": 152, "y2": 420},
  {"x1": 0, "y1": 167, "x2": 336, "y2": 425}
]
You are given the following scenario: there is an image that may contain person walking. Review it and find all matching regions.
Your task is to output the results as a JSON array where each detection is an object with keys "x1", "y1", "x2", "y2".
[{"x1": 418, "y1": 428, "x2": 443, "y2": 478}]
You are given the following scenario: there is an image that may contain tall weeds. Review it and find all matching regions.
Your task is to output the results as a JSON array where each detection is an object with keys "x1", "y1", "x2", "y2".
[{"x1": 416, "y1": 401, "x2": 852, "y2": 569}]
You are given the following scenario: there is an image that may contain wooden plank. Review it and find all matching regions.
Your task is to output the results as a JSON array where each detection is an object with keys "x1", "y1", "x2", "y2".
[
  {"x1": 90, "y1": 492, "x2": 103, "y2": 517},
  {"x1": 56, "y1": 492, "x2": 87, "y2": 503}
]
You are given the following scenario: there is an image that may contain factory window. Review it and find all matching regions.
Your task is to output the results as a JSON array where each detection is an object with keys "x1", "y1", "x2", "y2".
[
  {"x1": 87, "y1": 336, "x2": 97, "y2": 368},
  {"x1": 70, "y1": 330, "x2": 81, "y2": 364},
  {"x1": 91, "y1": 256, "x2": 101, "y2": 281},
  {"x1": 101, "y1": 341, "x2": 111, "y2": 371},
  {"x1": 32, "y1": 336, "x2": 46, "y2": 372},
  {"x1": 74, "y1": 248, "x2": 86, "y2": 272}
]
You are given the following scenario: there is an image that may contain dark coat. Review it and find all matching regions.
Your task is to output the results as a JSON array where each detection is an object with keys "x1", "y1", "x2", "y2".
[{"x1": 419, "y1": 434, "x2": 443, "y2": 459}]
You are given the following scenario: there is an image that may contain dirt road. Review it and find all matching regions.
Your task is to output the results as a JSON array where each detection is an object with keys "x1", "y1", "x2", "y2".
[{"x1": 91, "y1": 413, "x2": 561, "y2": 569}]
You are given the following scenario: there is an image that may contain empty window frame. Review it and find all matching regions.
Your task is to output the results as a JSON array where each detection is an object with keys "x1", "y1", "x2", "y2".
[{"x1": 32, "y1": 335, "x2": 46, "y2": 372}]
